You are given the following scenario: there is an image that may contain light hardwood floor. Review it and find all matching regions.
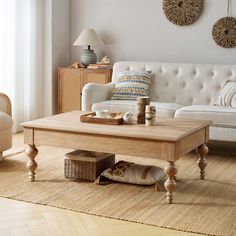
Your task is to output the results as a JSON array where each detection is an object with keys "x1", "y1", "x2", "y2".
[{"x1": 0, "y1": 133, "x2": 200, "y2": 236}]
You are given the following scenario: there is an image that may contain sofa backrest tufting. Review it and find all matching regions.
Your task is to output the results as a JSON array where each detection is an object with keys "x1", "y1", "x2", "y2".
[{"x1": 112, "y1": 62, "x2": 236, "y2": 106}]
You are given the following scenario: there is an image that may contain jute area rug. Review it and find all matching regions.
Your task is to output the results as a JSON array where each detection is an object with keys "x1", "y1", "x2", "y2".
[{"x1": 0, "y1": 146, "x2": 236, "y2": 236}]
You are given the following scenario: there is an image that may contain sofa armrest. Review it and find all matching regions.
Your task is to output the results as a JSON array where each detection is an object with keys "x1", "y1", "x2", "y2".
[
  {"x1": 82, "y1": 83, "x2": 115, "y2": 111},
  {"x1": 0, "y1": 93, "x2": 12, "y2": 116}
]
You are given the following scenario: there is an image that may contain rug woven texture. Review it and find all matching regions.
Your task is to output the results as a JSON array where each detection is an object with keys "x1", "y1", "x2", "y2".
[{"x1": 0, "y1": 146, "x2": 236, "y2": 236}]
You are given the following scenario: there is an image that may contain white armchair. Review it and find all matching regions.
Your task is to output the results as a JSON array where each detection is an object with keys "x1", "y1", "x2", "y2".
[
  {"x1": 0, "y1": 93, "x2": 13, "y2": 162},
  {"x1": 82, "y1": 82, "x2": 115, "y2": 111}
]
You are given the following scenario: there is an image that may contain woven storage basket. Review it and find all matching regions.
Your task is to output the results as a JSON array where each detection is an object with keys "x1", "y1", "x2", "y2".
[{"x1": 64, "y1": 150, "x2": 115, "y2": 181}]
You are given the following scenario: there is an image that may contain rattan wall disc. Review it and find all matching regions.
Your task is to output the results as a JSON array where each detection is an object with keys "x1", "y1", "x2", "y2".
[
  {"x1": 163, "y1": 0, "x2": 203, "y2": 26},
  {"x1": 212, "y1": 17, "x2": 236, "y2": 48}
]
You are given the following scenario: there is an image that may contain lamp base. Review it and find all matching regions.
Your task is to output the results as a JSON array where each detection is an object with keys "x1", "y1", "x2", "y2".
[{"x1": 80, "y1": 49, "x2": 97, "y2": 67}]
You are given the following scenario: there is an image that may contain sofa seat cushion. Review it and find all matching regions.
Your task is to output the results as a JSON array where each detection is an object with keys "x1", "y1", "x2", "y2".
[
  {"x1": 92, "y1": 100, "x2": 183, "y2": 118},
  {"x1": 175, "y1": 105, "x2": 236, "y2": 128},
  {"x1": 0, "y1": 111, "x2": 13, "y2": 131}
]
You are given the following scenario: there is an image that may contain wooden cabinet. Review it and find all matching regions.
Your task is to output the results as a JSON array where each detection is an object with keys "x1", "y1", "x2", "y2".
[{"x1": 58, "y1": 68, "x2": 112, "y2": 113}]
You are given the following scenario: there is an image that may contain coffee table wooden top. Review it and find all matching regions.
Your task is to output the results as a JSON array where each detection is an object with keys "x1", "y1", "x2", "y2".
[{"x1": 22, "y1": 111, "x2": 211, "y2": 142}]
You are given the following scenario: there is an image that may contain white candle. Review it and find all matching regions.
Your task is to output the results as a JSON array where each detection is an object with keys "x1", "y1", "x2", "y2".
[{"x1": 145, "y1": 105, "x2": 156, "y2": 126}]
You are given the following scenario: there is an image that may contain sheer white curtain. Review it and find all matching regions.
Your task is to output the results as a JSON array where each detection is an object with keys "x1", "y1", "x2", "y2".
[{"x1": 0, "y1": 0, "x2": 51, "y2": 132}]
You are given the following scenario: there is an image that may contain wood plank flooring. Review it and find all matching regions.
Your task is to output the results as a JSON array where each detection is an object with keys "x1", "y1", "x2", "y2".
[{"x1": 0, "y1": 133, "x2": 200, "y2": 236}]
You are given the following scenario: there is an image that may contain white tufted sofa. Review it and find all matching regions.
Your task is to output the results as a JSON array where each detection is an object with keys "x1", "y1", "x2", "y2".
[
  {"x1": 82, "y1": 61, "x2": 236, "y2": 142},
  {"x1": 0, "y1": 93, "x2": 13, "y2": 162}
]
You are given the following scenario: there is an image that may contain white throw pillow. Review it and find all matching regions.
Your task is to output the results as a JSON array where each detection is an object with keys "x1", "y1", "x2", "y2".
[{"x1": 215, "y1": 81, "x2": 236, "y2": 107}]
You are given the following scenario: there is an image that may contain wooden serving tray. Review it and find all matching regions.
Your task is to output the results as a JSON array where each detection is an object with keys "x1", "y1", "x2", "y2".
[{"x1": 80, "y1": 112, "x2": 124, "y2": 125}]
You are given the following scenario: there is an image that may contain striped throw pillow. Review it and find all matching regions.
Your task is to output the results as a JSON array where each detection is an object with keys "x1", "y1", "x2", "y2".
[
  {"x1": 111, "y1": 71, "x2": 152, "y2": 100},
  {"x1": 215, "y1": 81, "x2": 236, "y2": 107}
]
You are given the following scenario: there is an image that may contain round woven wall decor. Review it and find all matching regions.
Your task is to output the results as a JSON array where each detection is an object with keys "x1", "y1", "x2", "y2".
[
  {"x1": 212, "y1": 17, "x2": 236, "y2": 48},
  {"x1": 163, "y1": 0, "x2": 203, "y2": 26}
]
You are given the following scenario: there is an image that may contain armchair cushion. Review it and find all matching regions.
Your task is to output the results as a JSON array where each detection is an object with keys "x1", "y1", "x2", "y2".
[
  {"x1": 0, "y1": 112, "x2": 13, "y2": 131},
  {"x1": 0, "y1": 93, "x2": 13, "y2": 155},
  {"x1": 0, "y1": 129, "x2": 12, "y2": 153},
  {"x1": 0, "y1": 111, "x2": 13, "y2": 154}
]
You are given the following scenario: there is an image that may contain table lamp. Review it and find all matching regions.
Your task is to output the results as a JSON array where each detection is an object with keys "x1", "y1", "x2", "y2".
[{"x1": 73, "y1": 28, "x2": 104, "y2": 67}]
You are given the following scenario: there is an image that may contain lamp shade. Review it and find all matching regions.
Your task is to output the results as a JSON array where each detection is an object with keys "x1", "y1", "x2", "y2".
[{"x1": 73, "y1": 28, "x2": 104, "y2": 46}]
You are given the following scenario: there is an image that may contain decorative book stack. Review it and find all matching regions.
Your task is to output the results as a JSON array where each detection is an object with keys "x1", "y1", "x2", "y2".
[{"x1": 87, "y1": 64, "x2": 113, "y2": 69}]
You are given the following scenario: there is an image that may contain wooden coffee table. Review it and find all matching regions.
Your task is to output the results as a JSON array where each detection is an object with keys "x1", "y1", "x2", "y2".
[{"x1": 22, "y1": 111, "x2": 211, "y2": 204}]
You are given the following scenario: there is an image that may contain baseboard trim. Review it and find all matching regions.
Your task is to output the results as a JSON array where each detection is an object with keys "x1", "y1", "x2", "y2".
[{"x1": 208, "y1": 140, "x2": 236, "y2": 154}]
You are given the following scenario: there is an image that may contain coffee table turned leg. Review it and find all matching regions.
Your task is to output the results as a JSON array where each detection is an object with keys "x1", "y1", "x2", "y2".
[
  {"x1": 196, "y1": 144, "x2": 208, "y2": 180},
  {"x1": 164, "y1": 161, "x2": 178, "y2": 204},
  {"x1": 25, "y1": 145, "x2": 38, "y2": 182}
]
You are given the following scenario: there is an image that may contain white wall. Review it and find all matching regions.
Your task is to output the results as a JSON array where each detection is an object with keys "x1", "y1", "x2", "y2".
[
  {"x1": 42, "y1": 0, "x2": 70, "y2": 116},
  {"x1": 70, "y1": 0, "x2": 236, "y2": 65},
  {"x1": 42, "y1": 0, "x2": 52, "y2": 117},
  {"x1": 51, "y1": 0, "x2": 70, "y2": 114}
]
